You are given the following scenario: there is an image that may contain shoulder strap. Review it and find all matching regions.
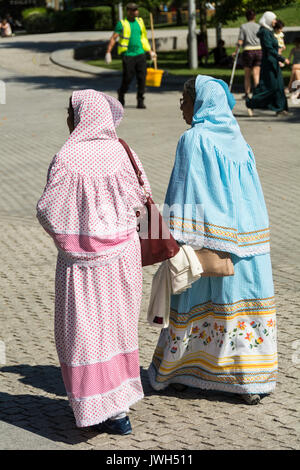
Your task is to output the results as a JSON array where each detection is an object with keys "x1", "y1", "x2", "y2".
[{"x1": 118, "y1": 138, "x2": 145, "y2": 188}]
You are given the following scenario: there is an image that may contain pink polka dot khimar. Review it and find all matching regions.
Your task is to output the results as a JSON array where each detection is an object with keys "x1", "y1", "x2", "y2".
[{"x1": 37, "y1": 89, "x2": 152, "y2": 429}]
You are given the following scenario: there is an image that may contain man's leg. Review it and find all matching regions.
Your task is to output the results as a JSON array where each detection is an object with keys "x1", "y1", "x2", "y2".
[
  {"x1": 135, "y1": 54, "x2": 147, "y2": 108},
  {"x1": 118, "y1": 56, "x2": 136, "y2": 105}
]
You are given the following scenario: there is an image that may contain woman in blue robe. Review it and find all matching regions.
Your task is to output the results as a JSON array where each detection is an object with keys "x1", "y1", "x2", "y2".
[{"x1": 148, "y1": 75, "x2": 277, "y2": 404}]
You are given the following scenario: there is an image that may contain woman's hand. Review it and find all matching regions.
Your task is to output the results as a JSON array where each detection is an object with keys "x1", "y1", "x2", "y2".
[{"x1": 285, "y1": 58, "x2": 290, "y2": 65}]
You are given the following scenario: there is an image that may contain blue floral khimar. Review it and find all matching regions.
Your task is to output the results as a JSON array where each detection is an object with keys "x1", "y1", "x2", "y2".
[{"x1": 149, "y1": 75, "x2": 277, "y2": 394}]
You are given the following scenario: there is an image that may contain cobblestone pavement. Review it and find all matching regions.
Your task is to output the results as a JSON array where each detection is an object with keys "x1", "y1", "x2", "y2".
[{"x1": 0, "y1": 34, "x2": 299, "y2": 450}]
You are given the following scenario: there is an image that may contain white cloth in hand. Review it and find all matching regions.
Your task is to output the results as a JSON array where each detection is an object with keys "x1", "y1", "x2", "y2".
[
  {"x1": 169, "y1": 245, "x2": 203, "y2": 294},
  {"x1": 147, "y1": 262, "x2": 171, "y2": 329},
  {"x1": 105, "y1": 52, "x2": 112, "y2": 64},
  {"x1": 147, "y1": 245, "x2": 203, "y2": 328}
]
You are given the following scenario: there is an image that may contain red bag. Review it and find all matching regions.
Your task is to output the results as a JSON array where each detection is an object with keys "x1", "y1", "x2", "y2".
[{"x1": 119, "y1": 138, "x2": 180, "y2": 266}]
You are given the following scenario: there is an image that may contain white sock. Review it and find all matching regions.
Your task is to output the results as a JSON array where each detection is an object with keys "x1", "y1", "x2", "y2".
[{"x1": 110, "y1": 412, "x2": 127, "y2": 421}]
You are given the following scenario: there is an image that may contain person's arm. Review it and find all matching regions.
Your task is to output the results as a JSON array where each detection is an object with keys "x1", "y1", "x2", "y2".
[
  {"x1": 233, "y1": 26, "x2": 244, "y2": 55},
  {"x1": 106, "y1": 32, "x2": 119, "y2": 54},
  {"x1": 262, "y1": 29, "x2": 289, "y2": 65},
  {"x1": 105, "y1": 21, "x2": 123, "y2": 64},
  {"x1": 233, "y1": 40, "x2": 243, "y2": 56},
  {"x1": 139, "y1": 18, "x2": 156, "y2": 60},
  {"x1": 105, "y1": 32, "x2": 119, "y2": 63}
]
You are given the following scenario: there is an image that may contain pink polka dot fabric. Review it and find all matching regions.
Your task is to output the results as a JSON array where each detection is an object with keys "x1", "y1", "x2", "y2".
[{"x1": 36, "y1": 89, "x2": 151, "y2": 427}]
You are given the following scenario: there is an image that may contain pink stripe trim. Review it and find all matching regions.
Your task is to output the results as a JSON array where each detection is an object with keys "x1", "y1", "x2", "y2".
[
  {"x1": 46, "y1": 228, "x2": 136, "y2": 253},
  {"x1": 61, "y1": 350, "x2": 140, "y2": 398}
]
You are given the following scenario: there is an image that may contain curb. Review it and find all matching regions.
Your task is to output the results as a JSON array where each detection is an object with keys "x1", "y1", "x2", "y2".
[{"x1": 50, "y1": 48, "x2": 122, "y2": 77}]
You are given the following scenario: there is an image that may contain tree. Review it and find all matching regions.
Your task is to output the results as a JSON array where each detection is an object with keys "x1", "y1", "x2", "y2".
[
  {"x1": 212, "y1": 0, "x2": 296, "y2": 25},
  {"x1": 139, "y1": 0, "x2": 161, "y2": 13},
  {"x1": 168, "y1": 0, "x2": 187, "y2": 26},
  {"x1": 198, "y1": 0, "x2": 208, "y2": 47}
]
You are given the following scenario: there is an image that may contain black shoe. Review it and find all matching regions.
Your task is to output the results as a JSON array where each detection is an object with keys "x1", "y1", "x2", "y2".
[
  {"x1": 137, "y1": 101, "x2": 146, "y2": 109},
  {"x1": 118, "y1": 94, "x2": 125, "y2": 106},
  {"x1": 102, "y1": 416, "x2": 132, "y2": 435},
  {"x1": 170, "y1": 383, "x2": 188, "y2": 392},
  {"x1": 240, "y1": 393, "x2": 261, "y2": 405}
]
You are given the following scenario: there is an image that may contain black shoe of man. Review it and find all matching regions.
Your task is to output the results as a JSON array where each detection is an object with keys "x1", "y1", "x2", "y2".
[
  {"x1": 118, "y1": 94, "x2": 125, "y2": 106},
  {"x1": 137, "y1": 101, "x2": 146, "y2": 109}
]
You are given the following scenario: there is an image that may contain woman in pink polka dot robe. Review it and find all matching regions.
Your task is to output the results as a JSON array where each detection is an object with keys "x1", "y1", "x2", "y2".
[{"x1": 36, "y1": 89, "x2": 152, "y2": 431}]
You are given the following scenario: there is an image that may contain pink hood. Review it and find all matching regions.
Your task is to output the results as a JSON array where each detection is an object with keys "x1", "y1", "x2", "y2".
[{"x1": 37, "y1": 89, "x2": 151, "y2": 260}]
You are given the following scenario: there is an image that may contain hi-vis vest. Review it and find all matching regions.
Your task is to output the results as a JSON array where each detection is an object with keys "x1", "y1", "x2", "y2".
[{"x1": 118, "y1": 17, "x2": 151, "y2": 55}]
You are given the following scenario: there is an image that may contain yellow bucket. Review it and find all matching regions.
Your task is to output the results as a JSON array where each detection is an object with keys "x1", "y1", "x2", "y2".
[{"x1": 145, "y1": 67, "x2": 164, "y2": 87}]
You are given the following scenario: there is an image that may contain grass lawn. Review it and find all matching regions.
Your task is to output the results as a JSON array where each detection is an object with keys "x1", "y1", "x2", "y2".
[{"x1": 86, "y1": 45, "x2": 293, "y2": 85}]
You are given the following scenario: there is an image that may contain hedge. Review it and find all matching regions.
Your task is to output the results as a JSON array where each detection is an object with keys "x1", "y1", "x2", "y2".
[
  {"x1": 23, "y1": 12, "x2": 55, "y2": 34},
  {"x1": 23, "y1": 7, "x2": 113, "y2": 33},
  {"x1": 22, "y1": 6, "x2": 151, "y2": 34},
  {"x1": 21, "y1": 7, "x2": 48, "y2": 20}
]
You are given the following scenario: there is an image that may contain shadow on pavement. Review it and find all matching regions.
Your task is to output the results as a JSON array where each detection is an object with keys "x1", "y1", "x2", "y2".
[
  {"x1": 234, "y1": 106, "x2": 300, "y2": 122},
  {"x1": 0, "y1": 364, "x2": 102, "y2": 445},
  {"x1": 4, "y1": 74, "x2": 120, "y2": 93},
  {"x1": 0, "y1": 39, "x2": 104, "y2": 54},
  {"x1": 140, "y1": 366, "x2": 244, "y2": 405},
  {"x1": 3, "y1": 72, "x2": 187, "y2": 93},
  {"x1": 1, "y1": 364, "x2": 66, "y2": 396}
]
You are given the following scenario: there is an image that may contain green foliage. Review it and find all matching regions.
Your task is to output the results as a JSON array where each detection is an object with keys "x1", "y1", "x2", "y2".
[
  {"x1": 138, "y1": 7, "x2": 151, "y2": 27},
  {"x1": 224, "y1": 2, "x2": 300, "y2": 27},
  {"x1": 21, "y1": 7, "x2": 48, "y2": 20},
  {"x1": 23, "y1": 12, "x2": 55, "y2": 34},
  {"x1": 213, "y1": 0, "x2": 297, "y2": 25},
  {"x1": 54, "y1": 7, "x2": 112, "y2": 31},
  {"x1": 23, "y1": 6, "x2": 113, "y2": 33},
  {"x1": 139, "y1": 0, "x2": 161, "y2": 12},
  {"x1": 22, "y1": 4, "x2": 153, "y2": 33}
]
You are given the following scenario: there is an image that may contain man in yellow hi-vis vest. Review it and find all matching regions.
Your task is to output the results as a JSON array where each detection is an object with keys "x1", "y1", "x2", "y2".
[{"x1": 105, "y1": 3, "x2": 156, "y2": 109}]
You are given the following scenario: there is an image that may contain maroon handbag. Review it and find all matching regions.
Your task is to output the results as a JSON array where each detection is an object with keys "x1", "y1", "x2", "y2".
[{"x1": 119, "y1": 138, "x2": 180, "y2": 266}]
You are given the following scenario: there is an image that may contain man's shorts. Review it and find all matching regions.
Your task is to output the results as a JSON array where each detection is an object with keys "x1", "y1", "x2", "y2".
[{"x1": 242, "y1": 50, "x2": 262, "y2": 68}]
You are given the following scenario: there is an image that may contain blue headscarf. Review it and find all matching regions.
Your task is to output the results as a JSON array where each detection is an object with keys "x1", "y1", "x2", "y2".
[
  {"x1": 163, "y1": 75, "x2": 270, "y2": 257},
  {"x1": 192, "y1": 75, "x2": 249, "y2": 160}
]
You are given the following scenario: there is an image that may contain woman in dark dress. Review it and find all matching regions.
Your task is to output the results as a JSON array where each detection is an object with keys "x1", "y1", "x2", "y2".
[{"x1": 246, "y1": 11, "x2": 290, "y2": 116}]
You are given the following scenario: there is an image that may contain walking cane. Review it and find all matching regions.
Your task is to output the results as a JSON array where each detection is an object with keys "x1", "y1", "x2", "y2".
[
  {"x1": 150, "y1": 13, "x2": 157, "y2": 69},
  {"x1": 229, "y1": 45, "x2": 240, "y2": 92}
]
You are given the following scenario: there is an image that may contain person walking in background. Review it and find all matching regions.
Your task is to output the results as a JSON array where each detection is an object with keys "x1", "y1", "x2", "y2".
[
  {"x1": 37, "y1": 89, "x2": 152, "y2": 435},
  {"x1": 233, "y1": 10, "x2": 262, "y2": 99},
  {"x1": 148, "y1": 75, "x2": 277, "y2": 405},
  {"x1": 246, "y1": 11, "x2": 289, "y2": 117},
  {"x1": 287, "y1": 37, "x2": 300, "y2": 92},
  {"x1": 105, "y1": 3, "x2": 156, "y2": 109}
]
